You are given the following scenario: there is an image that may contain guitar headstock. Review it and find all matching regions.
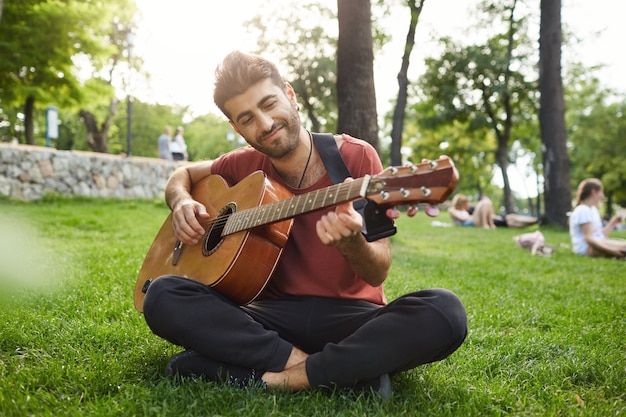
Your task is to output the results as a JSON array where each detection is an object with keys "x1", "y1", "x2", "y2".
[{"x1": 365, "y1": 156, "x2": 459, "y2": 208}]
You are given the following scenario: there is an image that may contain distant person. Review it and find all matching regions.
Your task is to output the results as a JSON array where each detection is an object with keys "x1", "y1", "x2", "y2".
[
  {"x1": 569, "y1": 178, "x2": 626, "y2": 259},
  {"x1": 448, "y1": 194, "x2": 538, "y2": 229},
  {"x1": 170, "y1": 126, "x2": 188, "y2": 161},
  {"x1": 157, "y1": 126, "x2": 173, "y2": 160}
]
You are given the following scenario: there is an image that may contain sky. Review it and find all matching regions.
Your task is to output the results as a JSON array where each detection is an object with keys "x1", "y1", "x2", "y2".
[
  {"x1": 131, "y1": 0, "x2": 624, "y2": 198},
  {"x1": 132, "y1": 0, "x2": 624, "y2": 118}
]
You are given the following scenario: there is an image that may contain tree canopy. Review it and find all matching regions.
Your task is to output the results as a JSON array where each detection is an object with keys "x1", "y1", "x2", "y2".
[{"x1": 0, "y1": 0, "x2": 137, "y2": 145}]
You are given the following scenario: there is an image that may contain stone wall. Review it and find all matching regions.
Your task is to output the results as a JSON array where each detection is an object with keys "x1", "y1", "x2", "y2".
[{"x1": 0, "y1": 143, "x2": 182, "y2": 201}]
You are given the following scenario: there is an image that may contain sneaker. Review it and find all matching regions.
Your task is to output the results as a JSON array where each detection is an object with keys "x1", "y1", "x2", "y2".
[
  {"x1": 353, "y1": 373, "x2": 392, "y2": 401},
  {"x1": 164, "y1": 350, "x2": 264, "y2": 389}
]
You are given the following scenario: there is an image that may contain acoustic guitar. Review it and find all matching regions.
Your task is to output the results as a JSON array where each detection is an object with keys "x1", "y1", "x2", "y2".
[{"x1": 134, "y1": 156, "x2": 458, "y2": 311}]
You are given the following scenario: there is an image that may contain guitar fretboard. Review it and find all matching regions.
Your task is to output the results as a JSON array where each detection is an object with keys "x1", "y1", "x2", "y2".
[{"x1": 223, "y1": 176, "x2": 370, "y2": 235}]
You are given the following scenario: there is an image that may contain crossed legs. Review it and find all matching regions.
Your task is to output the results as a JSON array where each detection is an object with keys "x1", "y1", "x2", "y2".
[{"x1": 142, "y1": 276, "x2": 468, "y2": 391}]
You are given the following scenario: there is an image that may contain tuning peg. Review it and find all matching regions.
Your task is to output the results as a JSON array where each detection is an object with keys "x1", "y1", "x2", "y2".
[
  {"x1": 424, "y1": 205, "x2": 440, "y2": 217},
  {"x1": 386, "y1": 208, "x2": 401, "y2": 219},
  {"x1": 403, "y1": 163, "x2": 418, "y2": 173},
  {"x1": 406, "y1": 205, "x2": 419, "y2": 217}
]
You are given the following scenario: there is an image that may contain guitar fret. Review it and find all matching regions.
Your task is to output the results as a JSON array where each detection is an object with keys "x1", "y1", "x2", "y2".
[
  {"x1": 256, "y1": 205, "x2": 265, "y2": 226},
  {"x1": 234, "y1": 212, "x2": 244, "y2": 233},
  {"x1": 227, "y1": 178, "x2": 369, "y2": 235},
  {"x1": 224, "y1": 212, "x2": 236, "y2": 235},
  {"x1": 240, "y1": 210, "x2": 253, "y2": 231},
  {"x1": 274, "y1": 200, "x2": 286, "y2": 222},
  {"x1": 309, "y1": 188, "x2": 322, "y2": 211},
  {"x1": 302, "y1": 191, "x2": 313, "y2": 211}
]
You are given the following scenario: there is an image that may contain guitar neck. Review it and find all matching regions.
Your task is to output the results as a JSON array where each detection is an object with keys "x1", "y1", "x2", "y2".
[{"x1": 223, "y1": 176, "x2": 370, "y2": 235}]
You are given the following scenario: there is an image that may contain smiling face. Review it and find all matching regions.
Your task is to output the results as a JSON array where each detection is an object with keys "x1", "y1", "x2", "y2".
[{"x1": 225, "y1": 78, "x2": 302, "y2": 159}]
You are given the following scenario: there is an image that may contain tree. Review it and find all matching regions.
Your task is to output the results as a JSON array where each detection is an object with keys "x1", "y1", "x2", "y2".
[
  {"x1": 538, "y1": 0, "x2": 570, "y2": 227},
  {"x1": 390, "y1": 0, "x2": 424, "y2": 167},
  {"x1": 412, "y1": 0, "x2": 538, "y2": 213},
  {"x1": 407, "y1": 114, "x2": 499, "y2": 198},
  {"x1": 565, "y1": 69, "x2": 626, "y2": 210},
  {"x1": 78, "y1": 9, "x2": 138, "y2": 153},
  {"x1": 78, "y1": 78, "x2": 118, "y2": 153},
  {"x1": 0, "y1": 0, "x2": 115, "y2": 144},
  {"x1": 0, "y1": 0, "x2": 137, "y2": 148},
  {"x1": 337, "y1": 0, "x2": 379, "y2": 150}
]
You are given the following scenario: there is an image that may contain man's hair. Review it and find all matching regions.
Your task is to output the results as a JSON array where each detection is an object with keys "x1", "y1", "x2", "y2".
[{"x1": 213, "y1": 51, "x2": 285, "y2": 120}]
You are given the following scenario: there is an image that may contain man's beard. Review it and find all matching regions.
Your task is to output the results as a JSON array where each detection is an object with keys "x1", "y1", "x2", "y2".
[{"x1": 250, "y1": 109, "x2": 302, "y2": 159}]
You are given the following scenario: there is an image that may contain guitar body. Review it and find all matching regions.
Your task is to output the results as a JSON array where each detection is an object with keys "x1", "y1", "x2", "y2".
[{"x1": 133, "y1": 171, "x2": 294, "y2": 311}]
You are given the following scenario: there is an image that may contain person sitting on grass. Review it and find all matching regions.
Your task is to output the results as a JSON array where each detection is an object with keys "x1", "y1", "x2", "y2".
[
  {"x1": 569, "y1": 178, "x2": 626, "y2": 259},
  {"x1": 448, "y1": 193, "x2": 538, "y2": 229},
  {"x1": 140, "y1": 50, "x2": 468, "y2": 400}
]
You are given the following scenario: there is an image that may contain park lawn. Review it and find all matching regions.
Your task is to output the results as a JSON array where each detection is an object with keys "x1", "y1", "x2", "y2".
[{"x1": 0, "y1": 196, "x2": 624, "y2": 417}]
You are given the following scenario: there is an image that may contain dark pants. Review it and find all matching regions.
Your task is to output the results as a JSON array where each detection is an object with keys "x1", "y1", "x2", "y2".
[{"x1": 143, "y1": 275, "x2": 467, "y2": 387}]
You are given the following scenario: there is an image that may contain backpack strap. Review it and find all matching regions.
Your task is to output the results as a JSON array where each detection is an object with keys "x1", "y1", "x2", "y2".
[{"x1": 311, "y1": 133, "x2": 396, "y2": 241}]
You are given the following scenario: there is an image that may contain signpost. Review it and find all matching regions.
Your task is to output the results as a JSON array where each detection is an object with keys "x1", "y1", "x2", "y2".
[{"x1": 46, "y1": 106, "x2": 59, "y2": 147}]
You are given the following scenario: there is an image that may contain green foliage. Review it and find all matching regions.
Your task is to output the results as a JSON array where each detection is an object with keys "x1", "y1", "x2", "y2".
[
  {"x1": 185, "y1": 113, "x2": 240, "y2": 161},
  {"x1": 0, "y1": 0, "x2": 137, "y2": 144},
  {"x1": 414, "y1": 32, "x2": 538, "y2": 141},
  {"x1": 105, "y1": 101, "x2": 237, "y2": 160},
  {"x1": 0, "y1": 0, "x2": 81, "y2": 107},
  {"x1": 565, "y1": 68, "x2": 626, "y2": 206},
  {"x1": 400, "y1": 0, "x2": 540, "y2": 210},
  {"x1": 112, "y1": 99, "x2": 184, "y2": 157},
  {"x1": 0, "y1": 197, "x2": 624, "y2": 416}
]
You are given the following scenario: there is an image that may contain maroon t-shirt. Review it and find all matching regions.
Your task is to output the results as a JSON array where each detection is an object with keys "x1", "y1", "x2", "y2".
[{"x1": 210, "y1": 134, "x2": 386, "y2": 305}]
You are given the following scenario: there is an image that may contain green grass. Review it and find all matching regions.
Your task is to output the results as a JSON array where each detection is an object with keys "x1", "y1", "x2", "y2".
[{"x1": 0, "y1": 196, "x2": 624, "y2": 416}]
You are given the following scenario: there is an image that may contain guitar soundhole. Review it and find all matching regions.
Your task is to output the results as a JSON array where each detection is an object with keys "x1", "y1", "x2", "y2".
[{"x1": 203, "y1": 203, "x2": 236, "y2": 256}]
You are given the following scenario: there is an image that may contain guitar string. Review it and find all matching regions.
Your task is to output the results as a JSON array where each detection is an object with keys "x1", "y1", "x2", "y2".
[
  {"x1": 198, "y1": 179, "x2": 360, "y2": 234},
  {"x1": 198, "y1": 166, "x2": 438, "y2": 234},
  {"x1": 184, "y1": 160, "x2": 444, "y2": 240},
  {"x1": 203, "y1": 131, "x2": 314, "y2": 235}
]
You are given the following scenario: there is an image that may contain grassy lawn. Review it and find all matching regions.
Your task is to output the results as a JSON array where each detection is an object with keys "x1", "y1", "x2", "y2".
[{"x1": 0, "y1": 196, "x2": 624, "y2": 416}]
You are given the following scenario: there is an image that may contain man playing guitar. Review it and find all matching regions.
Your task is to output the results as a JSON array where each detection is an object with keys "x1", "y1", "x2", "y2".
[{"x1": 139, "y1": 51, "x2": 467, "y2": 399}]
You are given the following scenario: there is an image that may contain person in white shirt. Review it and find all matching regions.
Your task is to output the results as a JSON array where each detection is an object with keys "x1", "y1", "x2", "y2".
[
  {"x1": 170, "y1": 126, "x2": 188, "y2": 161},
  {"x1": 569, "y1": 178, "x2": 626, "y2": 259}
]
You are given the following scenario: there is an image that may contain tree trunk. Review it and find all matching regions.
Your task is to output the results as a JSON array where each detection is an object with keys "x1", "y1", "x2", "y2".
[
  {"x1": 390, "y1": 0, "x2": 423, "y2": 166},
  {"x1": 80, "y1": 110, "x2": 108, "y2": 153},
  {"x1": 79, "y1": 98, "x2": 117, "y2": 153},
  {"x1": 24, "y1": 95, "x2": 35, "y2": 145},
  {"x1": 495, "y1": 134, "x2": 515, "y2": 213},
  {"x1": 539, "y1": 0, "x2": 571, "y2": 228},
  {"x1": 299, "y1": 88, "x2": 321, "y2": 132},
  {"x1": 336, "y1": 0, "x2": 379, "y2": 151}
]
